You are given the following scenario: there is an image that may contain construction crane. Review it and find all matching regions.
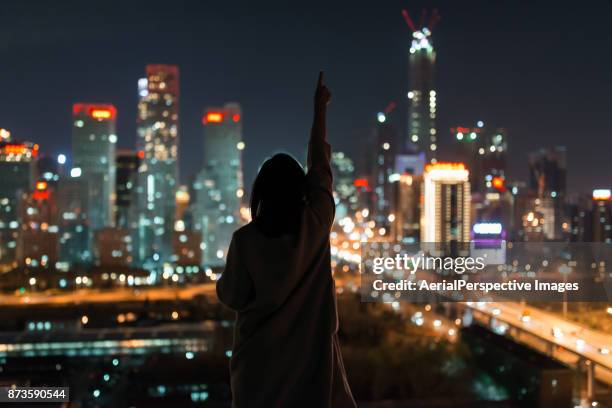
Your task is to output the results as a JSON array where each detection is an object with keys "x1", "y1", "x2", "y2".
[{"x1": 401, "y1": 8, "x2": 441, "y2": 33}]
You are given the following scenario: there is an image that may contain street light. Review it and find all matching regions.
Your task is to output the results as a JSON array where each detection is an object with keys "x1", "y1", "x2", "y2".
[{"x1": 558, "y1": 265, "x2": 572, "y2": 318}]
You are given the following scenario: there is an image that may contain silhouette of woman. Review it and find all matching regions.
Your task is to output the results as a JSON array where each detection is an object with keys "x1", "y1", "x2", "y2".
[{"x1": 216, "y1": 72, "x2": 357, "y2": 407}]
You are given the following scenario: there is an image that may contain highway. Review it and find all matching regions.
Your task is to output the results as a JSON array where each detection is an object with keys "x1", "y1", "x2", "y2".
[{"x1": 465, "y1": 300, "x2": 612, "y2": 386}]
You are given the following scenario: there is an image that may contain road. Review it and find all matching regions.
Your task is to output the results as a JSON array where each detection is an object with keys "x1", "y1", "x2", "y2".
[
  {"x1": 0, "y1": 284, "x2": 217, "y2": 306},
  {"x1": 465, "y1": 300, "x2": 612, "y2": 386}
]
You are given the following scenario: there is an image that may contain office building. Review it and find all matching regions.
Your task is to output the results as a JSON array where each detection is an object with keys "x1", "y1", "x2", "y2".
[
  {"x1": 134, "y1": 64, "x2": 180, "y2": 268},
  {"x1": 421, "y1": 163, "x2": 471, "y2": 248},
  {"x1": 0, "y1": 137, "x2": 37, "y2": 268},
  {"x1": 403, "y1": 10, "x2": 439, "y2": 159},
  {"x1": 194, "y1": 103, "x2": 244, "y2": 266},
  {"x1": 17, "y1": 181, "x2": 59, "y2": 268},
  {"x1": 72, "y1": 103, "x2": 117, "y2": 231},
  {"x1": 115, "y1": 150, "x2": 140, "y2": 229}
]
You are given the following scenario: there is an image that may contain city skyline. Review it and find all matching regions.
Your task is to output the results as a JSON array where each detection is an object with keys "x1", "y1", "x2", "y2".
[{"x1": 1, "y1": 0, "x2": 611, "y2": 194}]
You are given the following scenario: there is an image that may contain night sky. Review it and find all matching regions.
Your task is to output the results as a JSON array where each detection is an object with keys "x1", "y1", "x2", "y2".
[{"x1": 1, "y1": 0, "x2": 611, "y2": 194}]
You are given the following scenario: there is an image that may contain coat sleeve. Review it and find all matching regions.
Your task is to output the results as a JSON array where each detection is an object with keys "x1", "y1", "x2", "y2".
[
  {"x1": 306, "y1": 137, "x2": 335, "y2": 230},
  {"x1": 216, "y1": 233, "x2": 253, "y2": 311}
]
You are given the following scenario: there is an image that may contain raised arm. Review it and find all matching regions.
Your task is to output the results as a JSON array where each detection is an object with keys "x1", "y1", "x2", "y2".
[
  {"x1": 307, "y1": 71, "x2": 331, "y2": 169},
  {"x1": 306, "y1": 71, "x2": 334, "y2": 228}
]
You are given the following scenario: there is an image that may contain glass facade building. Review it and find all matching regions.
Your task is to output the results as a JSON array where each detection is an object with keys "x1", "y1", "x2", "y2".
[
  {"x1": 134, "y1": 65, "x2": 180, "y2": 269},
  {"x1": 194, "y1": 103, "x2": 244, "y2": 266}
]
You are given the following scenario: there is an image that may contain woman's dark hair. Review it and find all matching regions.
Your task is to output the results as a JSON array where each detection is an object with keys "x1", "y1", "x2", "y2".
[{"x1": 250, "y1": 153, "x2": 306, "y2": 237}]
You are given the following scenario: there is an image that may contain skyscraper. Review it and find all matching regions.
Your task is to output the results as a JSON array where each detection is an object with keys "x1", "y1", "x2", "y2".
[
  {"x1": 194, "y1": 103, "x2": 244, "y2": 266},
  {"x1": 451, "y1": 123, "x2": 507, "y2": 194},
  {"x1": 115, "y1": 150, "x2": 140, "y2": 229},
  {"x1": 592, "y1": 189, "x2": 611, "y2": 243},
  {"x1": 0, "y1": 136, "x2": 37, "y2": 269},
  {"x1": 134, "y1": 64, "x2": 180, "y2": 268},
  {"x1": 57, "y1": 174, "x2": 90, "y2": 267},
  {"x1": 402, "y1": 9, "x2": 439, "y2": 160},
  {"x1": 17, "y1": 181, "x2": 59, "y2": 268},
  {"x1": 71, "y1": 103, "x2": 117, "y2": 231},
  {"x1": 371, "y1": 112, "x2": 397, "y2": 234},
  {"x1": 421, "y1": 163, "x2": 471, "y2": 248},
  {"x1": 528, "y1": 147, "x2": 567, "y2": 239},
  {"x1": 331, "y1": 151, "x2": 357, "y2": 219}
]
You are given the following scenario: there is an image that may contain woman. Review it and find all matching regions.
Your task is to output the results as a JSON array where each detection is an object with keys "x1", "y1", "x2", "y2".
[{"x1": 216, "y1": 72, "x2": 356, "y2": 408}]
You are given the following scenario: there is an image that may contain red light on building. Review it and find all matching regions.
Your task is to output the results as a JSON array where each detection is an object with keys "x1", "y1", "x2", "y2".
[
  {"x1": 2, "y1": 144, "x2": 28, "y2": 155},
  {"x1": 33, "y1": 190, "x2": 50, "y2": 200},
  {"x1": 492, "y1": 176, "x2": 506, "y2": 192},
  {"x1": 36, "y1": 181, "x2": 48, "y2": 191},
  {"x1": 232, "y1": 114, "x2": 241, "y2": 122},
  {"x1": 204, "y1": 112, "x2": 224, "y2": 124},
  {"x1": 354, "y1": 178, "x2": 369, "y2": 188},
  {"x1": 73, "y1": 103, "x2": 117, "y2": 120},
  {"x1": 90, "y1": 109, "x2": 113, "y2": 120},
  {"x1": 137, "y1": 150, "x2": 145, "y2": 159}
]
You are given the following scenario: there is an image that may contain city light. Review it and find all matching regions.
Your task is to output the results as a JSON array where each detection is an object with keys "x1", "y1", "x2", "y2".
[
  {"x1": 57, "y1": 154, "x2": 66, "y2": 164},
  {"x1": 593, "y1": 189, "x2": 611, "y2": 200},
  {"x1": 492, "y1": 176, "x2": 505, "y2": 191},
  {"x1": 204, "y1": 112, "x2": 223, "y2": 123},
  {"x1": 70, "y1": 167, "x2": 82, "y2": 177},
  {"x1": 473, "y1": 222, "x2": 503, "y2": 235},
  {"x1": 90, "y1": 109, "x2": 113, "y2": 120},
  {"x1": 353, "y1": 178, "x2": 369, "y2": 188}
]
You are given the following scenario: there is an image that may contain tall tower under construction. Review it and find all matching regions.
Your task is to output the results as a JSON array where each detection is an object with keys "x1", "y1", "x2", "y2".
[{"x1": 402, "y1": 9, "x2": 439, "y2": 161}]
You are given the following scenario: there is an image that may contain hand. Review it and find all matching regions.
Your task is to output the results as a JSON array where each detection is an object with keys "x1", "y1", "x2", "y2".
[{"x1": 315, "y1": 71, "x2": 331, "y2": 109}]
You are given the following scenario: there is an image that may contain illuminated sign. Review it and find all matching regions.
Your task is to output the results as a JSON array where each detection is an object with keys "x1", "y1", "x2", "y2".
[
  {"x1": 204, "y1": 112, "x2": 224, "y2": 124},
  {"x1": 425, "y1": 162, "x2": 465, "y2": 172},
  {"x1": 72, "y1": 104, "x2": 117, "y2": 120},
  {"x1": 593, "y1": 189, "x2": 611, "y2": 201},
  {"x1": 90, "y1": 109, "x2": 113, "y2": 120},
  {"x1": 473, "y1": 222, "x2": 503, "y2": 235},
  {"x1": 1, "y1": 143, "x2": 37, "y2": 157}
]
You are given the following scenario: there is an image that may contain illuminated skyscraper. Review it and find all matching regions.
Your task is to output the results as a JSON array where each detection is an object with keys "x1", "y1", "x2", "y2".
[
  {"x1": 402, "y1": 9, "x2": 439, "y2": 160},
  {"x1": 451, "y1": 123, "x2": 507, "y2": 193},
  {"x1": 17, "y1": 181, "x2": 59, "y2": 268},
  {"x1": 390, "y1": 172, "x2": 421, "y2": 243},
  {"x1": 591, "y1": 189, "x2": 611, "y2": 243},
  {"x1": 421, "y1": 163, "x2": 471, "y2": 247},
  {"x1": 194, "y1": 103, "x2": 244, "y2": 266},
  {"x1": 72, "y1": 103, "x2": 117, "y2": 231},
  {"x1": 528, "y1": 147, "x2": 566, "y2": 239},
  {"x1": 331, "y1": 151, "x2": 356, "y2": 219},
  {"x1": 57, "y1": 174, "x2": 90, "y2": 266},
  {"x1": 134, "y1": 64, "x2": 180, "y2": 268},
  {"x1": 0, "y1": 134, "x2": 37, "y2": 268},
  {"x1": 371, "y1": 111, "x2": 397, "y2": 234}
]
